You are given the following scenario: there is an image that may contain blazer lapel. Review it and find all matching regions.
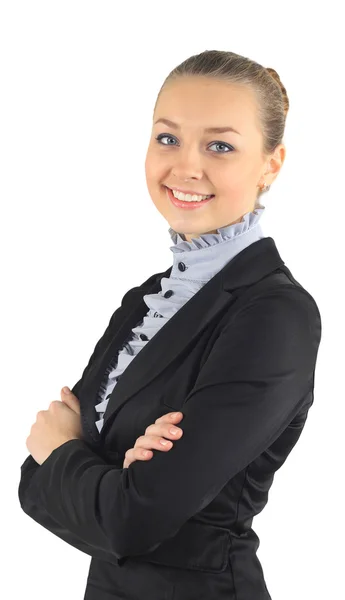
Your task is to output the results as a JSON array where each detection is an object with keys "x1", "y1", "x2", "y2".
[{"x1": 85, "y1": 237, "x2": 285, "y2": 444}]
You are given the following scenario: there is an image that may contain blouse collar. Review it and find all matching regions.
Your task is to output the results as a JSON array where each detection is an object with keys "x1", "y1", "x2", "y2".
[{"x1": 168, "y1": 203, "x2": 265, "y2": 254}]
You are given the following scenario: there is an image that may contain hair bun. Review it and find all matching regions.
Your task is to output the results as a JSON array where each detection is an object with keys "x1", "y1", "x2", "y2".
[{"x1": 266, "y1": 67, "x2": 289, "y2": 115}]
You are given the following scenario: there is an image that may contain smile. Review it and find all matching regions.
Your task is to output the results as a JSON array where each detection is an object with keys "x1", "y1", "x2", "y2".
[
  {"x1": 165, "y1": 186, "x2": 215, "y2": 210},
  {"x1": 166, "y1": 185, "x2": 214, "y2": 198}
]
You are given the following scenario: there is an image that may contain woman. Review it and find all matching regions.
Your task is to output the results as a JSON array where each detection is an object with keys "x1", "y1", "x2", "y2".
[{"x1": 19, "y1": 50, "x2": 322, "y2": 600}]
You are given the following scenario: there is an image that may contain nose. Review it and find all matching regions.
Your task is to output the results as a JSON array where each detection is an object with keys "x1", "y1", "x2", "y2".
[
  {"x1": 170, "y1": 143, "x2": 205, "y2": 179},
  {"x1": 172, "y1": 166, "x2": 204, "y2": 181}
]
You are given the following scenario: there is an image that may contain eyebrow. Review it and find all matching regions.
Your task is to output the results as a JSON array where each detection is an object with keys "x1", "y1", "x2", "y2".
[{"x1": 154, "y1": 118, "x2": 241, "y2": 135}]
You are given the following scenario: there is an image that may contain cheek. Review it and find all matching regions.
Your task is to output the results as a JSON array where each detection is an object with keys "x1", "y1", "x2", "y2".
[
  {"x1": 144, "y1": 146, "x2": 157, "y2": 175},
  {"x1": 222, "y1": 165, "x2": 255, "y2": 190},
  {"x1": 240, "y1": 154, "x2": 263, "y2": 181},
  {"x1": 145, "y1": 152, "x2": 164, "y2": 183}
]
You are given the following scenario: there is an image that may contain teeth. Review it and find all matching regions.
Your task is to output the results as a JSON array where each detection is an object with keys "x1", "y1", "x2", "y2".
[{"x1": 171, "y1": 189, "x2": 213, "y2": 202}]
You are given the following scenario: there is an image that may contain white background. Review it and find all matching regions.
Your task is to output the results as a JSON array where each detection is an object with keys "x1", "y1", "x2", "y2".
[{"x1": 1, "y1": 1, "x2": 342, "y2": 598}]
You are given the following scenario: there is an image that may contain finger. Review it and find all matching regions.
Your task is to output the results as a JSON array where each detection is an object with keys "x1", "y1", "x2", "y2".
[
  {"x1": 134, "y1": 434, "x2": 173, "y2": 451},
  {"x1": 145, "y1": 421, "x2": 183, "y2": 441},
  {"x1": 124, "y1": 447, "x2": 153, "y2": 468},
  {"x1": 126, "y1": 447, "x2": 153, "y2": 461},
  {"x1": 149, "y1": 414, "x2": 183, "y2": 433},
  {"x1": 60, "y1": 388, "x2": 81, "y2": 414},
  {"x1": 155, "y1": 411, "x2": 183, "y2": 424}
]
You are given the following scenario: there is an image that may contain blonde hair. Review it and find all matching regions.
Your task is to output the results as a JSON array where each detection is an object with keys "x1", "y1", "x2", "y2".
[{"x1": 154, "y1": 50, "x2": 290, "y2": 207}]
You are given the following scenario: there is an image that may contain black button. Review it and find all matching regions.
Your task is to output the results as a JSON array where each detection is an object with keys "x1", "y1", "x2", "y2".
[
  {"x1": 164, "y1": 290, "x2": 173, "y2": 298},
  {"x1": 178, "y1": 262, "x2": 186, "y2": 272},
  {"x1": 140, "y1": 333, "x2": 149, "y2": 341}
]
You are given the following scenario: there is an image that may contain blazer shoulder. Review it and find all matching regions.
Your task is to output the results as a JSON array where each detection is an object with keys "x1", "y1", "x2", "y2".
[
  {"x1": 228, "y1": 269, "x2": 322, "y2": 340},
  {"x1": 274, "y1": 264, "x2": 322, "y2": 321}
]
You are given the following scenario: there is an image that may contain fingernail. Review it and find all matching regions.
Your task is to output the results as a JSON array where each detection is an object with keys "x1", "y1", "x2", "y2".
[{"x1": 171, "y1": 412, "x2": 181, "y2": 418}]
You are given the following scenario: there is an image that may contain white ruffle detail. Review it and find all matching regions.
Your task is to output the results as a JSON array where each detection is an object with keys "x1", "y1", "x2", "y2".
[{"x1": 168, "y1": 205, "x2": 265, "y2": 253}]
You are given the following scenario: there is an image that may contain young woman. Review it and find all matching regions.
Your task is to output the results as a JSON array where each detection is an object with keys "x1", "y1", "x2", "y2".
[{"x1": 19, "y1": 50, "x2": 322, "y2": 600}]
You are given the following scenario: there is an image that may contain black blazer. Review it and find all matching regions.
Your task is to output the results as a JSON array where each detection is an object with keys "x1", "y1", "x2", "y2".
[{"x1": 18, "y1": 237, "x2": 322, "y2": 600}]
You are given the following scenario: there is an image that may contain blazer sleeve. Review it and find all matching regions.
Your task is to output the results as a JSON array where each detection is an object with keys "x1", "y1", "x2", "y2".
[
  {"x1": 18, "y1": 286, "x2": 322, "y2": 562},
  {"x1": 18, "y1": 271, "x2": 162, "y2": 562},
  {"x1": 18, "y1": 448, "x2": 123, "y2": 564}
]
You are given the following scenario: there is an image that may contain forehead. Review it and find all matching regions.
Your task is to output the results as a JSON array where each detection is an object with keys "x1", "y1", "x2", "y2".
[{"x1": 155, "y1": 77, "x2": 259, "y2": 135}]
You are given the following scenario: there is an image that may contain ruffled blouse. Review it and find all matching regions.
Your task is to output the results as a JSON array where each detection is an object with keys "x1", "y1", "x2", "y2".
[{"x1": 94, "y1": 203, "x2": 266, "y2": 433}]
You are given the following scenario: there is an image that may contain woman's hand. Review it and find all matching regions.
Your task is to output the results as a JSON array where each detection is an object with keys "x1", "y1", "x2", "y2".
[
  {"x1": 123, "y1": 411, "x2": 184, "y2": 469},
  {"x1": 26, "y1": 387, "x2": 83, "y2": 466}
]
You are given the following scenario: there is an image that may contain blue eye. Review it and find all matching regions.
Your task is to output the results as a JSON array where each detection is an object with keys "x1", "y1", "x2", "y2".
[{"x1": 155, "y1": 134, "x2": 234, "y2": 153}]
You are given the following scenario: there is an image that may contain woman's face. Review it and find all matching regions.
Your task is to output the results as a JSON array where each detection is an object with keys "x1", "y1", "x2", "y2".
[{"x1": 145, "y1": 76, "x2": 284, "y2": 242}]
